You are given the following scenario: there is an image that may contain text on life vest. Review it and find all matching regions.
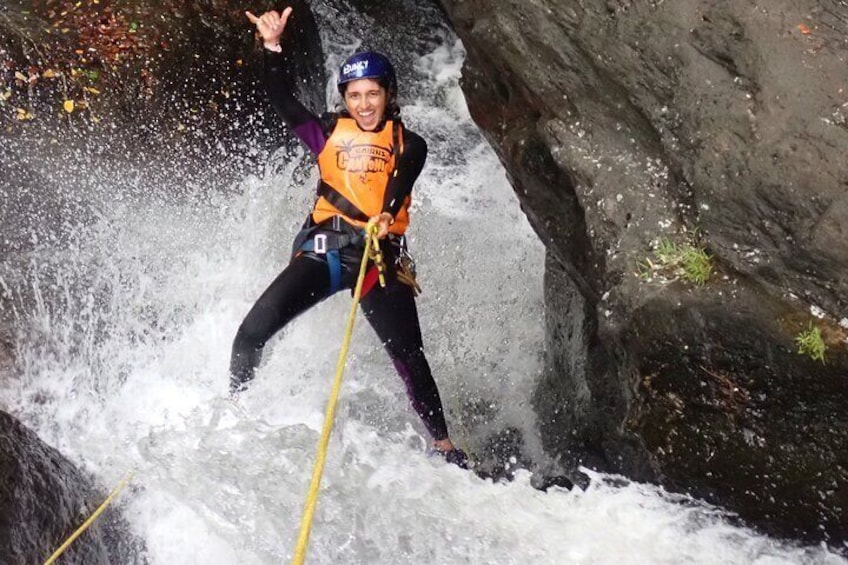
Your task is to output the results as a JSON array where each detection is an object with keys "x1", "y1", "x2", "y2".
[{"x1": 335, "y1": 144, "x2": 391, "y2": 173}]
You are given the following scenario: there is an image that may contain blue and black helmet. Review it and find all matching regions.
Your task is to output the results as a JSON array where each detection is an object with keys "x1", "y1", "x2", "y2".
[{"x1": 337, "y1": 51, "x2": 397, "y2": 95}]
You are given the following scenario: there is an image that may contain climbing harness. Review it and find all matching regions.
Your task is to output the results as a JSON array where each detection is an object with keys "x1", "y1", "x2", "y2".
[
  {"x1": 292, "y1": 221, "x2": 386, "y2": 565},
  {"x1": 292, "y1": 216, "x2": 365, "y2": 294},
  {"x1": 43, "y1": 471, "x2": 134, "y2": 565},
  {"x1": 291, "y1": 213, "x2": 418, "y2": 298}
]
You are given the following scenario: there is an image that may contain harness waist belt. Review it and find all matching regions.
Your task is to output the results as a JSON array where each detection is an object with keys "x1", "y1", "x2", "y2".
[
  {"x1": 291, "y1": 216, "x2": 366, "y2": 259},
  {"x1": 298, "y1": 232, "x2": 362, "y2": 254}
]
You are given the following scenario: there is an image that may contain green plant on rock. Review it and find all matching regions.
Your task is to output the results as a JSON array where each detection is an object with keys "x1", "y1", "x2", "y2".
[
  {"x1": 795, "y1": 322, "x2": 827, "y2": 364},
  {"x1": 638, "y1": 238, "x2": 713, "y2": 286},
  {"x1": 679, "y1": 244, "x2": 713, "y2": 285}
]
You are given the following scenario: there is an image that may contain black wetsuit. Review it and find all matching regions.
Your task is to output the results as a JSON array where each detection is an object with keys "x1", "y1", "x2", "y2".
[{"x1": 229, "y1": 49, "x2": 449, "y2": 441}]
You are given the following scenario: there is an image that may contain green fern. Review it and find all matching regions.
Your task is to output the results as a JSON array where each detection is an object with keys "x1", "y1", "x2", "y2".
[{"x1": 795, "y1": 322, "x2": 826, "y2": 363}]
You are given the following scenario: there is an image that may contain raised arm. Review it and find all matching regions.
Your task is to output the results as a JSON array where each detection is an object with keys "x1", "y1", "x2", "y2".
[
  {"x1": 246, "y1": 8, "x2": 329, "y2": 155},
  {"x1": 245, "y1": 8, "x2": 291, "y2": 50}
]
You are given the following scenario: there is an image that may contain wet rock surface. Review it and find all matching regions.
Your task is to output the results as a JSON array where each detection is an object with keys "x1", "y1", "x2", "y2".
[
  {"x1": 1, "y1": 0, "x2": 325, "y2": 257},
  {"x1": 0, "y1": 0, "x2": 324, "y2": 140},
  {"x1": 439, "y1": 0, "x2": 848, "y2": 546},
  {"x1": 0, "y1": 410, "x2": 144, "y2": 564}
]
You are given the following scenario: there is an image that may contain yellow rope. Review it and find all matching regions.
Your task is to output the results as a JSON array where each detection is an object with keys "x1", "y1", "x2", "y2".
[
  {"x1": 292, "y1": 224, "x2": 384, "y2": 565},
  {"x1": 43, "y1": 471, "x2": 134, "y2": 565}
]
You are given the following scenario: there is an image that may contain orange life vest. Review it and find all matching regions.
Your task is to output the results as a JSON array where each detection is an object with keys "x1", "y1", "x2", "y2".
[{"x1": 313, "y1": 117, "x2": 410, "y2": 235}]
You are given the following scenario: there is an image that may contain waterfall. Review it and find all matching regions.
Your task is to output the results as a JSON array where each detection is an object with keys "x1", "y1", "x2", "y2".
[{"x1": 0, "y1": 1, "x2": 843, "y2": 562}]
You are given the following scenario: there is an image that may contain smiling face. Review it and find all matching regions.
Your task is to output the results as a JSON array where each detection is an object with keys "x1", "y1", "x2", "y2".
[{"x1": 343, "y1": 78, "x2": 388, "y2": 131}]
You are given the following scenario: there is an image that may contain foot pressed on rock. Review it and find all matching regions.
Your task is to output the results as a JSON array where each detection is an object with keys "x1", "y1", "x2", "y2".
[
  {"x1": 431, "y1": 438, "x2": 470, "y2": 469},
  {"x1": 441, "y1": 448, "x2": 469, "y2": 470}
]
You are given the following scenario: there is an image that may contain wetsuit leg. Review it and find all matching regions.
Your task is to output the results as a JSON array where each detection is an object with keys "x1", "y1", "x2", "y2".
[
  {"x1": 230, "y1": 255, "x2": 331, "y2": 393},
  {"x1": 360, "y1": 282, "x2": 450, "y2": 441}
]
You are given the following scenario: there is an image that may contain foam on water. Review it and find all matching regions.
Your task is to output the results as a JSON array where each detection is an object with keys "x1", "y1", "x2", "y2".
[{"x1": 0, "y1": 22, "x2": 844, "y2": 565}]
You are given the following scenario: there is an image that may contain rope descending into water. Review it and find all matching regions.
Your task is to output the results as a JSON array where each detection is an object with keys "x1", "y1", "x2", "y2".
[{"x1": 292, "y1": 222, "x2": 386, "y2": 565}]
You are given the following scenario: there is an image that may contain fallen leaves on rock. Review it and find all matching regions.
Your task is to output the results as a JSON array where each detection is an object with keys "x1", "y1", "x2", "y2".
[{"x1": 4, "y1": 0, "x2": 190, "y2": 125}]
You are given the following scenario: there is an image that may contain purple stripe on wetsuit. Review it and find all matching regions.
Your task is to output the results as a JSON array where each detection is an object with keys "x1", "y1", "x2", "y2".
[
  {"x1": 392, "y1": 356, "x2": 447, "y2": 440},
  {"x1": 294, "y1": 121, "x2": 328, "y2": 156}
]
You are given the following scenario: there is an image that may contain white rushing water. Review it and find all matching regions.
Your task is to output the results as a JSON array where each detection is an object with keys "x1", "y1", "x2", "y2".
[{"x1": 1, "y1": 17, "x2": 845, "y2": 565}]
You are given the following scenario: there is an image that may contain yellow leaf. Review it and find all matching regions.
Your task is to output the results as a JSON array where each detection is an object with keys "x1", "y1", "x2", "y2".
[
  {"x1": 63, "y1": 100, "x2": 75, "y2": 113},
  {"x1": 14, "y1": 71, "x2": 27, "y2": 81},
  {"x1": 1, "y1": 90, "x2": 11, "y2": 101},
  {"x1": 42, "y1": 69, "x2": 57, "y2": 78},
  {"x1": 83, "y1": 86, "x2": 101, "y2": 95}
]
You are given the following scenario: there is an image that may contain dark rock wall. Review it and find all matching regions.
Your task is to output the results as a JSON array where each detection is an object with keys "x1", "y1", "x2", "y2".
[
  {"x1": 1, "y1": 0, "x2": 324, "y2": 261},
  {"x1": 439, "y1": 0, "x2": 848, "y2": 545},
  {"x1": 0, "y1": 0, "x2": 326, "y2": 333},
  {"x1": 0, "y1": 411, "x2": 144, "y2": 564},
  {"x1": 1, "y1": 0, "x2": 324, "y2": 142}
]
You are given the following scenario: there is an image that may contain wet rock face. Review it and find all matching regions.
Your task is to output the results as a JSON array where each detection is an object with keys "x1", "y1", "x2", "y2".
[
  {"x1": 0, "y1": 0, "x2": 325, "y2": 321},
  {"x1": 439, "y1": 0, "x2": 848, "y2": 545},
  {"x1": 0, "y1": 333, "x2": 12, "y2": 378},
  {"x1": 0, "y1": 0, "x2": 324, "y2": 139},
  {"x1": 0, "y1": 411, "x2": 144, "y2": 564},
  {"x1": 1, "y1": 0, "x2": 325, "y2": 256}
]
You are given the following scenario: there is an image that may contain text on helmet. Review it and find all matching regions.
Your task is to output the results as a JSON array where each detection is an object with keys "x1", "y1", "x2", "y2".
[{"x1": 343, "y1": 60, "x2": 369, "y2": 75}]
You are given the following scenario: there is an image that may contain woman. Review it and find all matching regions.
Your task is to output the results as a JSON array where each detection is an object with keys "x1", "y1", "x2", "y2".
[{"x1": 233, "y1": 7, "x2": 467, "y2": 467}]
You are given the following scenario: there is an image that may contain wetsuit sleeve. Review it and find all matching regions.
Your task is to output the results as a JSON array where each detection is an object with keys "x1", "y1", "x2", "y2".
[
  {"x1": 265, "y1": 49, "x2": 331, "y2": 155},
  {"x1": 384, "y1": 128, "x2": 427, "y2": 217}
]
